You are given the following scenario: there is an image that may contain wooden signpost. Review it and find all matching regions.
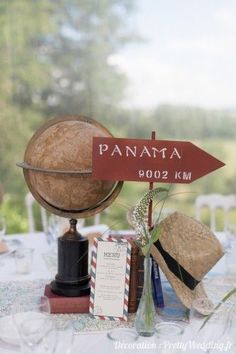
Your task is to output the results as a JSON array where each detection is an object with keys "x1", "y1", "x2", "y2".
[{"x1": 92, "y1": 137, "x2": 225, "y2": 183}]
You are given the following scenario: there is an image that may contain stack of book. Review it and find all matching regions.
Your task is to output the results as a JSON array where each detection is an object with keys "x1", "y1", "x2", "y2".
[
  {"x1": 111, "y1": 231, "x2": 164, "y2": 313},
  {"x1": 127, "y1": 237, "x2": 144, "y2": 313}
]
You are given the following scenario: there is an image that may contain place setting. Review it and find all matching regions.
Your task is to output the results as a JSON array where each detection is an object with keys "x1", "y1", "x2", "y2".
[
  {"x1": 0, "y1": 293, "x2": 75, "y2": 354},
  {"x1": 0, "y1": 216, "x2": 24, "y2": 268},
  {"x1": 0, "y1": 115, "x2": 235, "y2": 354}
]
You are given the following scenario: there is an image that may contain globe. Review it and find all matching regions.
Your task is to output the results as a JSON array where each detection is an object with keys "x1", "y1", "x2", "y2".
[{"x1": 17, "y1": 115, "x2": 123, "y2": 218}]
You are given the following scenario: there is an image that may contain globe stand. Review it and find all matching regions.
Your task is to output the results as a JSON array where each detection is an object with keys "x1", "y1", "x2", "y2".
[
  {"x1": 50, "y1": 219, "x2": 90, "y2": 297},
  {"x1": 17, "y1": 116, "x2": 123, "y2": 299}
]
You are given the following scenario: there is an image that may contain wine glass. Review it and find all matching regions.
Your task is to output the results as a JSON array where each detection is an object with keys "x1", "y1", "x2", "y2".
[
  {"x1": 18, "y1": 316, "x2": 56, "y2": 354},
  {"x1": 46, "y1": 215, "x2": 60, "y2": 245},
  {"x1": 107, "y1": 327, "x2": 139, "y2": 342},
  {"x1": 155, "y1": 322, "x2": 185, "y2": 354},
  {"x1": 11, "y1": 295, "x2": 51, "y2": 347},
  {"x1": 18, "y1": 317, "x2": 75, "y2": 354}
]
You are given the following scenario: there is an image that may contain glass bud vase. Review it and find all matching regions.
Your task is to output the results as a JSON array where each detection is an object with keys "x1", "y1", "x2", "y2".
[{"x1": 134, "y1": 255, "x2": 156, "y2": 337}]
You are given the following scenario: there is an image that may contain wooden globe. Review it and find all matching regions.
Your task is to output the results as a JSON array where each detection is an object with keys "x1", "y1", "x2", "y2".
[{"x1": 18, "y1": 116, "x2": 123, "y2": 218}]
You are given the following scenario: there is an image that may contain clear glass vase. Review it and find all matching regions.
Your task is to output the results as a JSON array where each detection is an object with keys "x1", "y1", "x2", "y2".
[{"x1": 134, "y1": 255, "x2": 156, "y2": 337}]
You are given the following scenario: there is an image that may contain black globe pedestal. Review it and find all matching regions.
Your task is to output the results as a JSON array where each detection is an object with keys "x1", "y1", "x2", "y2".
[{"x1": 50, "y1": 219, "x2": 90, "y2": 297}]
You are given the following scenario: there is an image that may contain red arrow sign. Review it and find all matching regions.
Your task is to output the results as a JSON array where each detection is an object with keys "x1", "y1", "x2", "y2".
[{"x1": 92, "y1": 137, "x2": 225, "y2": 183}]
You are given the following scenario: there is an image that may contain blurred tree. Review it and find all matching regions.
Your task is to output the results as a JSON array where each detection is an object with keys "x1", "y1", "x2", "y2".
[
  {"x1": 0, "y1": 0, "x2": 136, "y2": 195},
  {"x1": 0, "y1": 0, "x2": 55, "y2": 196},
  {"x1": 151, "y1": 105, "x2": 236, "y2": 140},
  {"x1": 40, "y1": 0, "x2": 137, "y2": 127},
  {"x1": 0, "y1": 0, "x2": 137, "y2": 232}
]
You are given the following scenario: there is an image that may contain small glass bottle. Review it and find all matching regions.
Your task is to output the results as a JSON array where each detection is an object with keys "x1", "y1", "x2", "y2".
[{"x1": 134, "y1": 255, "x2": 156, "y2": 336}]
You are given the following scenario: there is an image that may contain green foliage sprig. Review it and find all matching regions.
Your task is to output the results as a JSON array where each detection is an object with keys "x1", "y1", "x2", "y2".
[
  {"x1": 199, "y1": 287, "x2": 236, "y2": 331},
  {"x1": 128, "y1": 187, "x2": 170, "y2": 256}
]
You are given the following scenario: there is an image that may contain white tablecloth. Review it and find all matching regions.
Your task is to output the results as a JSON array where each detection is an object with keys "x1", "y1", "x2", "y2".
[{"x1": 0, "y1": 231, "x2": 235, "y2": 354}]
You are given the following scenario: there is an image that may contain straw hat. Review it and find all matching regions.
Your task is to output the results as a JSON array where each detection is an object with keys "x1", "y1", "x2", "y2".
[{"x1": 150, "y1": 212, "x2": 224, "y2": 312}]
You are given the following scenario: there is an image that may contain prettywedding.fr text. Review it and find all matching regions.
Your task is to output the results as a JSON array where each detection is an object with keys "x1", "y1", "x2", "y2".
[{"x1": 114, "y1": 340, "x2": 233, "y2": 352}]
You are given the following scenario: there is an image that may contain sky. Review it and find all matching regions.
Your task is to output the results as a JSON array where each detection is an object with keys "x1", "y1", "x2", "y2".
[{"x1": 109, "y1": 0, "x2": 236, "y2": 110}]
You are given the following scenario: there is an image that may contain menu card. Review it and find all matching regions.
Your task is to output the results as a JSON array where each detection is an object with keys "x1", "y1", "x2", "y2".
[{"x1": 89, "y1": 237, "x2": 131, "y2": 321}]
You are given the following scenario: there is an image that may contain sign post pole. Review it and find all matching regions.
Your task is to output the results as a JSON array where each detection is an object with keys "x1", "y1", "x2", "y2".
[
  {"x1": 147, "y1": 131, "x2": 155, "y2": 228},
  {"x1": 147, "y1": 131, "x2": 164, "y2": 307}
]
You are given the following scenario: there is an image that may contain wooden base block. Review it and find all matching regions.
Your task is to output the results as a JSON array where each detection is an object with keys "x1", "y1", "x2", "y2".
[{"x1": 44, "y1": 284, "x2": 89, "y2": 314}]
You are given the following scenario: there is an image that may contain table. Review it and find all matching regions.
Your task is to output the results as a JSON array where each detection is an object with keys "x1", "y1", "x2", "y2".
[{"x1": 0, "y1": 231, "x2": 235, "y2": 354}]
